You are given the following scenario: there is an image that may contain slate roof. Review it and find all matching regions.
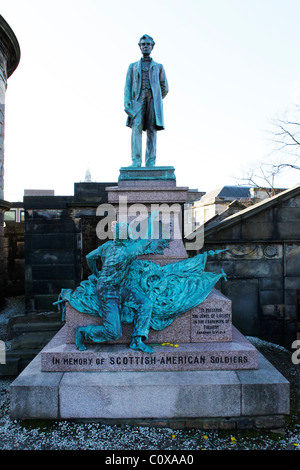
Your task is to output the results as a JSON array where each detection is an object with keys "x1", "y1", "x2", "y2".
[
  {"x1": 196, "y1": 185, "x2": 252, "y2": 205},
  {"x1": 203, "y1": 183, "x2": 300, "y2": 236}
]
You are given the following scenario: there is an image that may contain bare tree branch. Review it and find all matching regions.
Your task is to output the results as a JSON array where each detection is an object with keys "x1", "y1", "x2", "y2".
[
  {"x1": 275, "y1": 163, "x2": 300, "y2": 171},
  {"x1": 277, "y1": 124, "x2": 300, "y2": 146},
  {"x1": 236, "y1": 110, "x2": 300, "y2": 198},
  {"x1": 236, "y1": 164, "x2": 278, "y2": 198}
]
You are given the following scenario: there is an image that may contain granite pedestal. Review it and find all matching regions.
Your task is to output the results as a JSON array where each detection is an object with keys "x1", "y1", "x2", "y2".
[{"x1": 107, "y1": 166, "x2": 189, "y2": 264}]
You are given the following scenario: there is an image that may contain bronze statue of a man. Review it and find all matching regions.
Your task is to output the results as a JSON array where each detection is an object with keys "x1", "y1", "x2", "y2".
[{"x1": 124, "y1": 34, "x2": 169, "y2": 167}]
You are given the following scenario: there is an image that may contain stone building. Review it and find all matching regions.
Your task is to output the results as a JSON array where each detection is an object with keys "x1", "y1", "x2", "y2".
[
  {"x1": 0, "y1": 16, "x2": 20, "y2": 308},
  {"x1": 192, "y1": 185, "x2": 286, "y2": 227},
  {"x1": 192, "y1": 185, "x2": 252, "y2": 226},
  {"x1": 191, "y1": 184, "x2": 300, "y2": 348}
]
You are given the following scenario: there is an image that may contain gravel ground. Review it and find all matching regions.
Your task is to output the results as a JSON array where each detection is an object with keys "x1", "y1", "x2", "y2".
[{"x1": 0, "y1": 297, "x2": 299, "y2": 452}]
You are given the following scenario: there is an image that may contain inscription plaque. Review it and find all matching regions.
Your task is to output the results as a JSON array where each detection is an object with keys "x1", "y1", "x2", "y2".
[
  {"x1": 41, "y1": 326, "x2": 257, "y2": 372},
  {"x1": 191, "y1": 306, "x2": 232, "y2": 342}
]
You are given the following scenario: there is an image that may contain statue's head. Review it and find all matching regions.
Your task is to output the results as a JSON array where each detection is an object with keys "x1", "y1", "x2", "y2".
[
  {"x1": 138, "y1": 34, "x2": 155, "y2": 56},
  {"x1": 111, "y1": 221, "x2": 132, "y2": 241}
]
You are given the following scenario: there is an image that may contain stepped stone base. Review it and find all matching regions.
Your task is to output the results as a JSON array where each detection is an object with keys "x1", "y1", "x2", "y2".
[{"x1": 9, "y1": 329, "x2": 289, "y2": 421}]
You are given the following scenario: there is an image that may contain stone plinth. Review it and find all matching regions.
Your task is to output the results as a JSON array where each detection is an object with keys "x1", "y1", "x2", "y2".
[
  {"x1": 107, "y1": 182, "x2": 188, "y2": 205},
  {"x1": 64, "y1": 288, "x2": 232, "y2": 344},
  {"x1": 41, "y1": 325, "x2": 257, "y2": 372},
  {"x1": 106, "y1": 168, "x2": 189, "y2": 264}
]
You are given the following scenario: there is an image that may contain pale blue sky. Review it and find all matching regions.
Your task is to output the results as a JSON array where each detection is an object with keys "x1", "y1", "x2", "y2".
[{"x1": 2, "y1": 0, "x2": 300, "y2": 200}]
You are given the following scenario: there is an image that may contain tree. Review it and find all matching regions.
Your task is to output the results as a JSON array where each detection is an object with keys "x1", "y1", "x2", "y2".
[
  {"x1": 236, "y1": 108, "x2": 300, "y2": 197},
  {"x1": 236, "y1": 163, "x2": 281, "y2": 198},
  {"x1": 268, "y1": 112, "x2": 300, "y2": 171}
]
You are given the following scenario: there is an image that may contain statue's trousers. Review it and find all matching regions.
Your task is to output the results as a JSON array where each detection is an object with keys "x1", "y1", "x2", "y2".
[{"x1": 85, "y1": 283, "x2": 153, "y2": 343}]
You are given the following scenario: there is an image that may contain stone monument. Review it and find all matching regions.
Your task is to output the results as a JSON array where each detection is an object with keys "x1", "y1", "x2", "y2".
[
  {"x1": 9, "y1": 36, "x2": 289, "y2": 427},
  {"x1": 0, "y1": 16, "x2": 20, "y2": 308}
]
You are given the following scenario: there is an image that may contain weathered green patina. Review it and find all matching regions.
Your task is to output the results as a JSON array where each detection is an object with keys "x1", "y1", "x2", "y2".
[
  {"x1": 118, "y1": 166, "x2": 176, "y2": 182},
  {"x1": 55, "y1": 212, "x2": 226, "y2": 353},
  {"x1": 124, "y1": 34, "x2": 168, "y2": 167}
]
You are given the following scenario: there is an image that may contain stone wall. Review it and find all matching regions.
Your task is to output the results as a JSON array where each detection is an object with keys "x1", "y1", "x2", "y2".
[
  {"x1": 24, "y1": 195, "x2": 79, "y2": 312},
  {"x1": 4, "y1": 221, "x2": 24, "y2": 296},
  {"x1": 199, "y1": 187, "x2": 300, "y2": 348},
  {"x1": 24, "y1": 182, "x2": 116, "y2": 312}
]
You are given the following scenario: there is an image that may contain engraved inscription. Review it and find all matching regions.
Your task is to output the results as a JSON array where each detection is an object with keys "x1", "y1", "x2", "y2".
[
  {"x1": 47, "y1": 352, "x2": 250, "y2": 371},
  {"x1": 191, "y1": 306, "x2": 232, "y2": 342}
]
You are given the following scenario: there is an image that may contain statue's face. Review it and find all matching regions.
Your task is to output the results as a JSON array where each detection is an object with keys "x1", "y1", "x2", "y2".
[{"x1": 139, "y1": 38, "x2": 154, "y2": 56}]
